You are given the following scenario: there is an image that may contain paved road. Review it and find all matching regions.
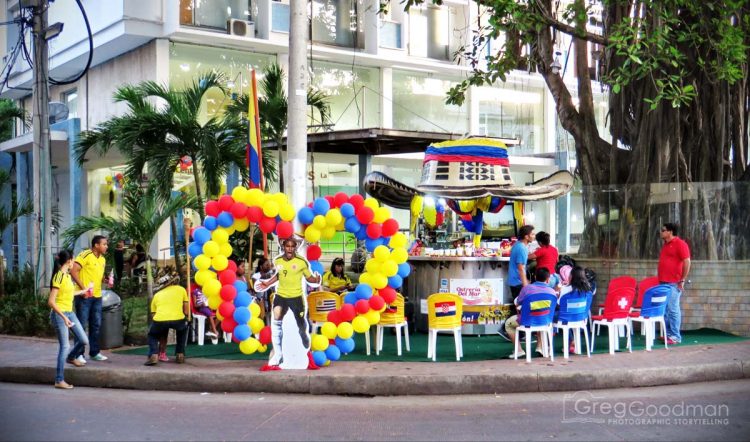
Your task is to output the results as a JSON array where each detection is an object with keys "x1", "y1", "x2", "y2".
[{"x1": 0, "y1": 380, "x2": 748, "y2": 441}]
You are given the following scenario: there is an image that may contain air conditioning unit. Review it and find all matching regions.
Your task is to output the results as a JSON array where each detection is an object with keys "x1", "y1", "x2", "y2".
[{"x1": 227, "y1": 19, "x2": 255, "y2": 38}]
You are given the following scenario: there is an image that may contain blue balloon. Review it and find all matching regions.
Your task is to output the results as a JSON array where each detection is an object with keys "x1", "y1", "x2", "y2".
[
  {"x1": 397, "y1": 263, "x2": 411, "y2": 278},
  {"x1": 233, "y1": 280, "x2": 248, "y2": 293},
  {"x1": 365, "y1": 237, "x2": 382, "y2": 252},
  {"x1": 234, "y1": 291, "x2": 252, "y2": 308},
  {"x1": 355, "y1": 226, "x2": 368, "y2": 240},
  {"x1": 233, "y1": 306, "x2": 251, "y2": 324},
  {"x1": 310, "y1": 260, "x2": 324, "y2": 275},
  {"x1": 344, "y1": 217, "x2": 362, "y2": 234},
  {"x1": 343, "y1": 292, "x2": 358, "y2": 305},
  {"x1": 233, "y1": 324, "x2": 251, "y2": 341},
  {"x1": 203, "y1": 216, "x2": 218, "y2": 231},
  {"x1": 188, "y1": 241, "x2": 204, "y2": 257},
  {"x1": 355, "y1": 284, "x2": 373, "y2": 300},
  {"x1": 340, "y1": 202, "x2": 355, "y2": 218},
  {"x1": 312, "y1": 197, "x2": 330, "y2": 216},
  {"x1": 325, "y1": 344, "x2": 341, "y2": 361},
  {"x1": 335, "y1": 337, "x2": 355, "y2": 354},
  {"x1": 192, "y1": 227, "x2": 211, "y2": 245},
  {"x1": 312, "y1": 350, "x2": 328, "y2": 367},
  {"x1": 217, "y1": 211, "x2": 234, "y2": 228},
  {"x1": 298, "y1": 207, "x2": 315, "y2": 225},
  {"x1": 388, "y1": 274, "x2": 403, "y2": 289}
]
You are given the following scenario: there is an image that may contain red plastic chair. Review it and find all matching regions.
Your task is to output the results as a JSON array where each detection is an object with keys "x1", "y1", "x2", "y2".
[
  {"x1": 590, "y1": 286, "x2": 635, "y2": 354},
  {"x1": 633, "y1": 276, "x2": 659, "y2": 310},
  {"x1": 596, "y1": 276, "x2": 637, "y2": 334}
]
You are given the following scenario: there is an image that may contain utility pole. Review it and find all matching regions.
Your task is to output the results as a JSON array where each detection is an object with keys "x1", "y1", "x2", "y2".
[
  {"x1": 287, "y1": 0, "x2": 309, "y2": 222},
  {"x1": 29, "y1": 0, "x2": 53, "y2": 290}
]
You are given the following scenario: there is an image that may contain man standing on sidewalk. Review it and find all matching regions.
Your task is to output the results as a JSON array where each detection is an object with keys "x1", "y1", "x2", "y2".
[
  {"x1": 507, "y1": 225, "x2": 535, "y2": 310},
  {"x1": 71, "y1": 235, "x2": 109, "y2": 362},
  {"x1": 658, "y1": 223, "x2": 691, "y2": 345}
]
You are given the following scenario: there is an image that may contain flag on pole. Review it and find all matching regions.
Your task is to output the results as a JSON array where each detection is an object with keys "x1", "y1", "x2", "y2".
[{"x1": 247, "y1": 69, "x2": 264, "y2": 189}]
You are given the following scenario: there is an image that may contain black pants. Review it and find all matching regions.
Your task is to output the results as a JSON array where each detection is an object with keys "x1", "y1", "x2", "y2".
[
  {"x1": 148, "y1": 320, "x2": 188, "y2": 356},
  {"x1": 273, "y1": 296, "x2": 309, "y2": 346},
  {"x1": 509, "y1": 285, "x2": 523, "y2": 315}
]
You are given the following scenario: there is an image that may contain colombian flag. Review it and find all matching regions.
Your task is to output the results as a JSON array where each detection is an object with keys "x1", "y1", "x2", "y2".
[{"x1": 247, "y1": 69, "x2": 264, "y2": 189}]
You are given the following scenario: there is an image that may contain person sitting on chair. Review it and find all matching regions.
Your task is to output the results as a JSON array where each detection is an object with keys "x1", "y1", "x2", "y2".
[
  {"x1": 129, "y1": 244, "x2": 148, "y2": 276},
  {"x1": 322, "y1": 257, "x2": 354, "y2": 294},
  {"x1": 502, "y1": 267, "x2": 557, "y2": 358}
]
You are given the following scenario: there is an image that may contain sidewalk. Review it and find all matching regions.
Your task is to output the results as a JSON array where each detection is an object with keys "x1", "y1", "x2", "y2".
[{"x1": 0, "y1": 335, "x2": 748, "y2": 396}]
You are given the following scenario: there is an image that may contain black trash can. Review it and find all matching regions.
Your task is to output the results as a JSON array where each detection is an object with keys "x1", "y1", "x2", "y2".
[{"x1": 99, "y1": 290, "x2": 123, "y2": 349}]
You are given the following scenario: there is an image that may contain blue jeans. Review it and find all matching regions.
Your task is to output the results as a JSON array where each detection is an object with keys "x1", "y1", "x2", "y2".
[
  {"x1": 74, "y1": 296, "x2": 102, "y2": 357},
  {"x1": 664, "y1": 283, "x2": 682, "y2": 342},
  {"x1": 50, "y1": 311, "x2": 88, "y2": 383}
]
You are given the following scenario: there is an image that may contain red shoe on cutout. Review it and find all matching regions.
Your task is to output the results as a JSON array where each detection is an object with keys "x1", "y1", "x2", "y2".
[
  {"x1": 260, "y1": 364, "x2": 281, "y2": 372},
  {"x1": 307, "y1": 352, "x2": 319, "y2": 370}
]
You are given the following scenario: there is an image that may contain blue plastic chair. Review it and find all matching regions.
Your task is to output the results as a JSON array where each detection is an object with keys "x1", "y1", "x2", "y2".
[
  {"x1": 628, "y1": 284, "x2": 671, "y2": 351},
  {"x1": 513, "y1": 292, "x2": 558, "y2": 363},
  {"x1": 555, "y1": 290, "x2": 593, "y2": 358}
]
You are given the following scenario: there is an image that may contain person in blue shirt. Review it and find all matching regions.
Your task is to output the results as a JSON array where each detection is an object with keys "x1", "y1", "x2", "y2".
[{"x1": 507, "y1": 225, "x2": 535, "y2": 312}]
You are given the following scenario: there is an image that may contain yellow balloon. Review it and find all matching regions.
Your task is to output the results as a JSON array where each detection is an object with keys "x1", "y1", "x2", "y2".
[
  {"x1": 337, "y1": 321, "x2": 354, "y2": 339},
  {"x1": 321, "y1": 322, "x2": 338, "y2": 340},
  {"x1": 216, "y1": 309, "x2": 224, "y2": 321},
  {"x1": 324, "y1": 360, "x2": 331, "y2": 367},
  {"x1": 322, "y1": 226, "x2": 336, "y2": 239},
  {"x1": 194, "y1": 269, "x2": 215, "y2": 286},
  {"x1": 382, "y1": 260, "x2": 398, "y2": 277},
  {"x1": 312, "y1": 215, "x2": 327, "y2": 230},
  {"x1": 258, "y1": 344, "x2": 268, "y2": 353},
  {"x1": 249, "y1": 317, "x2": 264, "y2": 334},
  {"x1": 358, "y1": 272, "x2": 372, "y2": 286},
  {"x1": 211, "y1": 254, "x2": 228, "y2": 271},
  {"x1": 263, "y1": 201, "x2": 280, "y2": 218},
  {"x1": 202, "y1": 241, "x2": 219, "y2": 257},
  {"x1": 365, "y1": 260, "x2": 381, "y2": 274},
  {"x1": 231, "y1": 186, "x2": 247, "y2": 202},
  {"x1": 212, "y1": 228, "x2": 229, "y2": 244},
  {"x1": 239, "y1": 337, "x2": 260, "y2": 355},
  {"x1": 372, "y1": 273, "x2": 388, "y2": 290},
  {"x1": 373, "y1": 207, "x2": 390, "y2": 224},
  {"x1": 223, "y1": 225, "x2": 236, "y2": 235},
  {"x1": 203, "y1": 279, "x2": 222, "y2": 297},
  {"x1": 272, "y1": 192, "x2": 288, "y2": 206},
  {"x1": 365, "y1": 310, "x2": 380, "y2": 325},
  {"x1": 219, "y1": 242, "x2": 233, "y2": 258},
  {"x1": 246, "y1": 188, "x2": 265, "y2": 206},
  {"x1": 336, "y1": 218, "x2": 346, "y2": 231},
  {"x1": 325, "y1": 209, "x2": 342, "y2": 227},
  {"x1": 234, "y1": 218, "x2": 250, "y2": 232},
  {"x1": 279, "y1": 204, "x2": 296, "y2": 222},
  {"x1": 391, "y1": 247, "x2": 408, "y2": 264},
  {"x1": 194, "y1": 255, "x2": 211, "y2": 271},
  {"x1": 305, "y1": 227, "x2": 321, "y2": 243},
  {"x1": 311, "y1": 334, "x2": 329, "y2": 351},
  {"x1": 249, "y1": 302, "x2": 261, "y2": 318},
  {"x1": 373, "y1": 245, "x2": 390, "y2": 262},
  {"x1": 389, "y1": 232, "x2": 407, "y2": 249},
  {"x1": 363, "y1": 197, "x2": 379, "y2": 210},
  {"x1": 352, "y1": 315, "x2": 370, "y2": 333},
  {"x1": 208, "y1": 294, "x2": 221, "y2": 310}
]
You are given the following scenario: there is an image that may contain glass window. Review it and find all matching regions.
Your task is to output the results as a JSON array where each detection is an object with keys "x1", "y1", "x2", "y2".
[
  {"x1": 271, "y1": 1, "x2": 290, "y2": 32},
  {"x1": 392, "y1": 70, "x2": 468, "y2": 134},
  {"x1": 477, "y1": 82, "x2": 544, "y2": 155},
  {"x1": 379, "y1": 20, "x2": 402, "y2": 49},
  {"x1": 408, "y1": 6, "x2": 451, "y2": 60},
  {"x1": 309, "y1": 61, "x2": 379, "y2": 130},
  {"x1": 61, "y1": 89, "x2": 78, "y2": 119},
  {"x1": 311, "y1": 0, "x2": 365, "y2": 49},
  {"x1": 180, "y1": 0, "x2": 252, "y2": 29}
]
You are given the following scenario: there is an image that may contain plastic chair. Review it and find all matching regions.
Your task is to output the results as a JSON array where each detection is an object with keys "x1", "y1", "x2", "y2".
[
  {"x1": 376, "y1": 294, "x2": 410, "y2": 356},
  {"x1": 427, "y1": 293, "x2": 463, "y2": 361},
  {"x1": 631, "y1": 276, "x2": 659, "y2": 335},
  {"x1": 590, "y1": 286, "x2": 635, "y2": 354},
  {"x1": 513, "y1": 292, "x2": 557, "y2": 363},
  {"x1": 596, "y1": 276, "x2": 637, "y2": 335},
  {"x1": 555, "y1": 290, "x2": 592, "y2": 359},
  {"x1": 628, "y1": 284, "x2": 670, "y2": 351},
  {"x1": 307, "y1": 291, "x2": 341, "y2": 334}
]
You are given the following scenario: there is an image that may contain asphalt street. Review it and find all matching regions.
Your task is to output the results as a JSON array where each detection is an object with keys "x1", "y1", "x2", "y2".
[{"x1": 1, "y1": 380, "x2": 748, "y2": 441}]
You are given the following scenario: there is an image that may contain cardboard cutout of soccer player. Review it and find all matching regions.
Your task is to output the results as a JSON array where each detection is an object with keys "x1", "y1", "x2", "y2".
[{"x1": 254, "y1": 237, "x2": 321, "y2": 370}]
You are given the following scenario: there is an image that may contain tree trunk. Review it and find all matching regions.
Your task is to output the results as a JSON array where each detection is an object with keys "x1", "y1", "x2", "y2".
[
  {"x1": 169, "y1": 215, "x2": 184, "y2": 284},
  {"x1": 145, "y1": 252, "x2": 154, "y2": 325},
  {"x1": 191, "y1": 155, "x2": 205, "y2": 221}
]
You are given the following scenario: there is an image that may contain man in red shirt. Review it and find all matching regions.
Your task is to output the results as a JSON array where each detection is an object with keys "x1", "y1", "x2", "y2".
[
  {"x1": 657, "y1": 222, "x2": 691, "y2": 345},
  {"x1": 530, "y1": 231, "x2": 559, "y2": 275}
]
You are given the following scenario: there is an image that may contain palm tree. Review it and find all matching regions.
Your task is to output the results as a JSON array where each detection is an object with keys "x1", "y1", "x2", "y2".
[
  {"x1": 62, "y1": 184, "x2": 199, "y2": 301},
  {"x1": 226, "y1": 63, "x2": 331, "y2": 192},
  {"x1": 0, "y1": 170, "x2": 33, "y2": 296},
  {"x1": 0, "y1": 99, "x2": 26, "y2": 141}
]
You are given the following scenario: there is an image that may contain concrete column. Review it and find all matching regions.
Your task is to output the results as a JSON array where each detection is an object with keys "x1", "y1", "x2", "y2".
[
  {"x1": 468, "y1": 85, "x2": 479, "y2": 136},
  {"x1": 255, "y1": 0, "x2": 271, "y2": 39},
  {"x1": 363, "y1": 0, "x2": 380, "y2": 54},
  {"x1": 544, "y1": 88, "x2": 557, "y2": 154},
  {"x1": 15, "y1": 152, "x2": 31, "y2": 269},
  {"x1": 287, "y1": 0, "x2": 309, "y2": 220},
  {"x1": 0, "y1": 153, "x2": 14, "y2": 269},
  {"x1": 63, "y1": 118, "x2": 84, "y2": 251},
  {"x1": 358, "y1": 153, "x2": 371, "y2": 196},
  {"x1": 380, "y1": 67, "x2": 393, "y2": 128}
]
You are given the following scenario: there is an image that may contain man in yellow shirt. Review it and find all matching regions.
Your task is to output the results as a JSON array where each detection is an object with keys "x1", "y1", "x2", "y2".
[
  {"x1": 71, "y1": 235, "x2": 108, "y2": 362},
  {"x1": 145, "y1": 285, "x2": 190, "y2": 366},
  {"x1": 256, "y1": 238, "x2": 321, "y2": 368}
]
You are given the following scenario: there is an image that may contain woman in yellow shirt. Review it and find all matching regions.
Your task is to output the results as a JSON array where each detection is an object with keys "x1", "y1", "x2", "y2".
[
  {"x1": 48, "y1": 250, "x2": 90, "y2": 389},
  {"x1": 322, "y1": 257, "x2": 354, "y2": 294}
]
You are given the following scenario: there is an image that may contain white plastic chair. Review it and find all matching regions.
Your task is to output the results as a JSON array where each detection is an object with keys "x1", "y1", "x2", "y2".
[
  {"x1": 513, "y1": 293, "x2": 557, "y2": 363},
  {"x1": 376, "y1": 294, "x2": 410, "y2": 356}
]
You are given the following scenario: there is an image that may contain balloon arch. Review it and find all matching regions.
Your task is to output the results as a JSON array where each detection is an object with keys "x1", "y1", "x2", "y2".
[{"x1": 187, "y1": 187, "x2": 410, "y2": 367}]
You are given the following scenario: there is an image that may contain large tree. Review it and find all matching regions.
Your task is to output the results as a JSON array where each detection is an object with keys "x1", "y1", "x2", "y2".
[{"x1": 396, "y1": 0, "x2": 749, "y2": 259}]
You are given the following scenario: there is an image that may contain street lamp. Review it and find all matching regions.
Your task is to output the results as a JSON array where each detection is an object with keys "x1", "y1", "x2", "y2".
[{"x1": 550, "y1": 51, "x2": 562, "y2": 75}]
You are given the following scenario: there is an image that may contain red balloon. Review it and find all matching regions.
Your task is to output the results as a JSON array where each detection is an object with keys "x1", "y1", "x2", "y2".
[
  {"x1": 349, "y1": 194, "x2": 365, "y2": 210},
  {"x1": 220, "y1": 284, "x2": 237, "y2": 301},
  {"x1": 356, "y1": 206, "x2": 374, "y2": 224},
  {"x1": 226, "y1": 260, "x2": 237, "y2": 272},
  {"x1": 325, "y1": 195, "x2": 335, "y2": 208},
  {"x1": 276, "y1": 220, "x2": 294, "y2": 239},
  {"x1": 259, "y1": 326, "x2": 272, "y2": 345},
  {"x1": 382, "y1": 218, "x2": 399, "y2": 237},
  {"x1": 232, "y1": 334, "x2": 241, "y2": 343},
  {"x1": 221, "y1": 317, "x2": 237, "y2": 333},
  {"x1": 259, "y1": 217, "x2": 276, "y2": 234},
  {"x1": 230, "y1": 202, "x2": 248, "y2": 219},
  {"x1": 219, "y1": 269, "x2": 236, "y2": 285},
  {"x1": 327, "y1": 310, "x2": 342, "y2": 325},
  {"x1": 379, "y1": 287, "x2": 397, "y2": 304},
  {"x1": 333, "y1": 192, "x2": 349, "y2": 208},
  {"x1": 219, "y1": 195, "x2": 235, "y2": 212},
  {"x1": 369, "y1": 295, "x2": 385, "y2": 311},
  {"x1": 355, "y1": 299, "x2": 370, "y2": 315},
  {"x1": 247, "y1": 206, "x2": 263, "y2": 223},
  {"x1": 307, "y1": 244, "x2": 322, "y2": 261},
  {"x1": 366, "y1": 223, "x2": 382, "y2": 239},
  {"x1": 219, "y1": 301, "x2": 235, "y2": 319},
  {"x1": 205, "y1": 200, "x2": 220, "y2": 217},
  {"x1": 340, "y1": 304, "x2": 356, "y2": 322}
]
